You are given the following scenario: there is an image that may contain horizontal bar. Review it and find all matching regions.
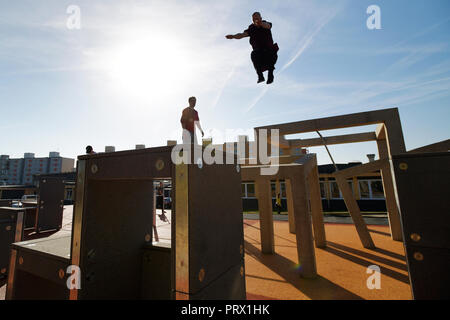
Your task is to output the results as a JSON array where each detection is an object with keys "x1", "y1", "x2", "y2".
[{"x1": 288, "y1": 132, "x2": 377, "y2": 148}]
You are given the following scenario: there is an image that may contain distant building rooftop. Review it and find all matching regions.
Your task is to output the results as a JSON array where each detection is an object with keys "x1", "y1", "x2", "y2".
[{"x1": 318, "y1": 162, "x2": 364, "y2": 174}]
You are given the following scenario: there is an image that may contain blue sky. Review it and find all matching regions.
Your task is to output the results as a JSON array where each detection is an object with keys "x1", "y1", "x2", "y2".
[{"x1": 1, "y1": 0, "x2": 449, "y2": 164}]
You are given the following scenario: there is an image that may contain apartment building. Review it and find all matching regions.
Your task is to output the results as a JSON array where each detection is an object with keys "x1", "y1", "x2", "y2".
[{"x1": 0, "y1": 152, "x2": 74, "y2": 185}]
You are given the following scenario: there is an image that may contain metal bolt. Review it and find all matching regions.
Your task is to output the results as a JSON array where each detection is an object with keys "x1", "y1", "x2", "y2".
[
  {"x1": 198, "y1": 268, "x2": 205, "y2": 282},
  {"x1": 5, "y1": 225, "x2": 11, "y2": 231},
  {"x1": 413, "y1": 252, "x2": 424, "y2": 261},
  {"x1": 155, "y1": 159, "x2": 165, "y2": 171},
  {"x1": 236, "y1": 164, "x2": 240, "y2": 173},
  {"x1": 1, "y1": 268, "x2": 6, "y2": 274},
  {"x1": 240, "y1": 266, "x2": 244, "y2": 277},
  {"x1": 399, "y1": 163, "x2": 408, "y2": 171},
  {"x1": 145, "y1": 234, "x2": 151, "y2": 242},
  {"x1": 19, "y1": 257, "x2": 24, "y2": 265},
  {"x1": 87, "y1": 249, "x2": 96, "y2": 260},
  {"x1": 91, "y1": 164, "x2": 98, "y2": 174},
  {"x1": 410, "y1": 233, "x2": 421, "y2": 242},
  {"x1": 58, "y1": 269, "x2": 65, "y2": 279}
]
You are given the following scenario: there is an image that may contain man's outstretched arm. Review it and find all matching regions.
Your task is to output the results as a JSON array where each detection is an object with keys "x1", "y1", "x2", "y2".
[{"x1": 225, "y1": 31, "x2": 249, "y2": 40}]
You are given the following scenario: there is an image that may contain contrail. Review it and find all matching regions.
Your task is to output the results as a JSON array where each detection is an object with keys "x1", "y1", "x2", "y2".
[
  {"x1": 390, "y1": 16, "x2": 450, "y2": 49},
  {"x1": 244, "y1": 7, "x2": 341, "y2": 114},
  {"x1": 245, "y1": 86, "x2": 269, "y2": 114},
  {"x1": 349, "y1": 17, "x2": 450, "y2": 99},
  {"x1": 211, "y1": 65, "x2": 236, "y2": 110}
]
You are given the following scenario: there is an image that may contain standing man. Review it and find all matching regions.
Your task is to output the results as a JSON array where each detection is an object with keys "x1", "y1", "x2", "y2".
[
  {"x1": 275, "y1": 193, "x2": 282, "y2": 215},
  {"x1": 180, "y1": 96, "x2": 204, "y2": 145},
  {"x1": 156, "y1": 181, "x2": 168, "y2": 222},
  {"x1": 226, "y1": 12, "x2": 278, "y2": 84}
]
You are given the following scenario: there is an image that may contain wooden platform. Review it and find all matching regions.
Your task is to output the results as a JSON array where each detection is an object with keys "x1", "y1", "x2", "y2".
[{"x1": 0, "y1": 206, "x2": 411, "y2": 300}]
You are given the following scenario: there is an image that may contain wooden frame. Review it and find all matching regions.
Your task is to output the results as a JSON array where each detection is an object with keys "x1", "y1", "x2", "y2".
[
  {"x1": 253, "y1": 108, "x2": 406, "y2": 245},
  {"x1": 241, "y1": 154, "x2": 325, "y2": 279}
]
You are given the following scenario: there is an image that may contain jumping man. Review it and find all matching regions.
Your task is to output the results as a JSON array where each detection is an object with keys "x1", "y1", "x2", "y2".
[{"x1": 226, "y1": 12, "x2": 279, "y2": 84}]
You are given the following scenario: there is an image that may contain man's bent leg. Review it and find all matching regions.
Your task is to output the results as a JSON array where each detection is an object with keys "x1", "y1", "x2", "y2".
[
  {"x1": 266, "y1": 50, "x2": 278, "y2": 84},
  {"x1": 251, "y1": 50, "x2": 265, "y2": 83}
]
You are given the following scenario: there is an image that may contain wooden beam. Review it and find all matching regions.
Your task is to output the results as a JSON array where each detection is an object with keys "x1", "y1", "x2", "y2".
[
  {"x1": 240, "y1": 155, "x2": 303, "y2": 166},
  {"x1": 333, "y1": 159, "x2": 387, "y2": 179},
  {"x1": 293, "y1": 154, "x2": 317, "y2": 178},
  {"x1": 255, "y1": 108, "x2": 400, "y2": 135},
  {"x1": 375, "y1": 124, "x2": 386, "y2": 140},
  {"x1": 307, "y1": 165, "x2": 326, "y2": 248},
  {"x1": 285, "y1": 179, "x2": 296, "y2": 234},
  {"x1": 255, "y1": 179, "x2": 275, "y2": 254},
  {"x1": 288, "y1": 132, "x2": 377, "y2": 148},
  {"x1": 335, "y1": 175, "x2": 375, "y2": 249},
  {"x1": 278, "y1": 135, "x2": 291, "y2": 149},
  {"x1": 377, "y1": 139, "x2": 403, "y2": 241},
  {"x1": 289, "y1": 172, "x2": 317, "y2": 278},
  {"x1": 384, "y1": 110, "x2": 407, "y2": 156}
]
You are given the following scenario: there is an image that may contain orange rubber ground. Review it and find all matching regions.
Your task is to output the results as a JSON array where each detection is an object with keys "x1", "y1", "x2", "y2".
[{"x1": 244, "y1": 219, "x2": 412, "y2": 300}]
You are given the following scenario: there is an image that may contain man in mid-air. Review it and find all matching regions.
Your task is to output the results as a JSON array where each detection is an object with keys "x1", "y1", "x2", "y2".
[{"x1": 226, "y1": 12, "x2": 278, "y2": 84}]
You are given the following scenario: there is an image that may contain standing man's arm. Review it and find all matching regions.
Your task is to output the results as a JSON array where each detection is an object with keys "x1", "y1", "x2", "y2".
[
  {"x1": 193, "y1": 111, "x2": 204, "y2": 137},
  {"x1": 225, "y1": 31, "x2": 249, "y2": 40},
  {"x1": 180, "y1": 109, "x2": 187, "y2": 129},
  {"x1": 195, "y1": 121, "x2": 204, "y2": 137}
]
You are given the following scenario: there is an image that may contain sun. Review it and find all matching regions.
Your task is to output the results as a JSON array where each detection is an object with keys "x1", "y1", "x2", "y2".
[{"x1": 104, "y1": 34, "x2": 192, "y2": 101}]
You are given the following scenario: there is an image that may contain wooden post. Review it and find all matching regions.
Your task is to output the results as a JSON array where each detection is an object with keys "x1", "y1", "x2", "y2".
[
  {"x1": 256, "y1": 179, "x2": 275, "y2": 254},
  {"x1": 308, "y1": 166, "x2": 326, "y2": 248},
  {"x1": 377, "y1": 138, "x2": 403, "y2": 241},
  {"x1": 285, "y1": 178, "x2": 296, "y2": 234},
  {"x1": 153, "y1": 182, "x2": 159, "y2": 242},
  {"x1": 336, "y1": 176, "x2": 375, "y2": 248},
  {"x1": 384, "y1": 112, "x2": 407, "y2": 157},
  {"x1": 290, "y1": 171, "x2": 317, "y2": 278},
  {"x1": 352, "y1": 176, "x2": 360, "y2": 199}
]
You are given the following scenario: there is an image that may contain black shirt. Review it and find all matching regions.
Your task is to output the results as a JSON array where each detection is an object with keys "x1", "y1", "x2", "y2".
[{"x1": 244, "y1": 21, "x2": 274, "y2": 50}]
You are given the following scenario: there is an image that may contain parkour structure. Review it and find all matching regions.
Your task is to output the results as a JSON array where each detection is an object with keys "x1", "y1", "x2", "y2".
[{"x1": 3, "y1": 107, "x2": 449, "y2": 299}]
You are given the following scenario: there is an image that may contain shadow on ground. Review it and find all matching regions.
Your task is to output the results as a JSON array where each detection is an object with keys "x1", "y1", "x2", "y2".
[{"x1": 244, "y1": 240, "x2": 364, "y2": 300}]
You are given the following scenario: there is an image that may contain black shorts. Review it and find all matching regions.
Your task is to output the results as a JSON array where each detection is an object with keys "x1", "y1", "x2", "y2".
[{"x1": 251, "y1": 48, "x2": 278, "y2": 72}]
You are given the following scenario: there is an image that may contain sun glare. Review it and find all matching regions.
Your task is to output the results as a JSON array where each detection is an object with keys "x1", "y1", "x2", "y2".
[{"x1": 105, "y1": 34, "x2": 191, "y2": 101}]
